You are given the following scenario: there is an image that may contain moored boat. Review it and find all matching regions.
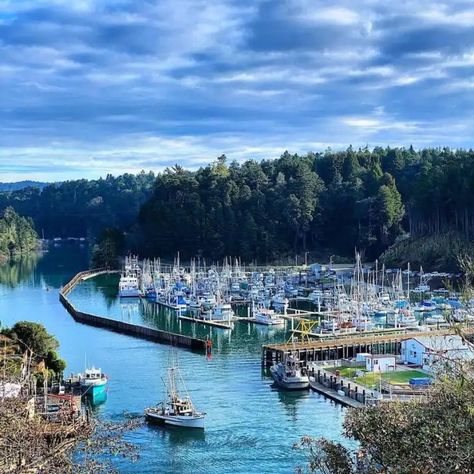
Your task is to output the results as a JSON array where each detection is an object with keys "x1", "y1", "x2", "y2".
[
  {"x1": 145, "y1": 356, "x2": 205, "y2": 429},
  {"x1": 254, "y1": 308, "x2": 284, "y2": 326},
  {"x1": 119, "y1": 274, "x2": 141, "y2": 297},
  {"x1": 270, "y1": 354, "x2": 309, "y2": 390},
  {"x1": 78, "y1": 367, "x2": 107, "y2": 402}
]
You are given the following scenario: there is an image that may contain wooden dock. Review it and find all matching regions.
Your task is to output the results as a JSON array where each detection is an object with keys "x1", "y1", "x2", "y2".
[
  {"x1": 178, "y1": 315, "x2": 233, "y2": 330},
  {"x1": 59, "y1": 269, "x2": 207, "y2": 351},
  {"x1": 309, "y1": 378, "x2": 365, "y2": 408},
  {"x1": 262, "y1": 327, "x2": 474, "y2": 368}
]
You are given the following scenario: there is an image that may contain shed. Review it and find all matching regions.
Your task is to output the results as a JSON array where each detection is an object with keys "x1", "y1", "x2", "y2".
[
  {"x1": 356, "y1": 352, "x2": 371, "y2": 363},
  {"x1": 365, "y1": 354, "x2": 396, "y2": 373}
]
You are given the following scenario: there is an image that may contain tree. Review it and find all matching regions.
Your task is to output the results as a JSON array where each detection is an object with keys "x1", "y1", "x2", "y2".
[
  {"x1": 91, "y1": 228, "x2": 124, "y2": 269},
  {"x1": 7, "y1": 321, "x2": 59, "y2": 359},
  {"x1": 0, "y1": 206, "x2": 37, "y2": 260}
]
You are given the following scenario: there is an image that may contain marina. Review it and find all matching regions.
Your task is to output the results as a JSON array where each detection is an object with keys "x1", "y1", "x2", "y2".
[
  {"x1": 0, "y1": 244, "x2": 346, "y2": 473},
  {"x1": 2, "y1": 245, "x2": 473, "y2": 472}
]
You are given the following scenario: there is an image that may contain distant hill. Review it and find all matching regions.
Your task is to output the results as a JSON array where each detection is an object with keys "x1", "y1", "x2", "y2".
[{"x1": 0, "y1": 181, "x2": 50, "y2": 192}]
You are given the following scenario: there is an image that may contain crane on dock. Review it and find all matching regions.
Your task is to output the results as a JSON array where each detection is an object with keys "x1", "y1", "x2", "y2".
[{"x1": 287, "y1": 319, "x2": 319, "y2": 344}]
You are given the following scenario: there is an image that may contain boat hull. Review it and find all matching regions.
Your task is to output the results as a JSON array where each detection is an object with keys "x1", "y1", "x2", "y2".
[
  {"x1": 255, "y1": 318, "x2": 284, "y2": 326},
  {"x1": 145, "y1": 412, "x2": 205, "y2": 429},
  {"x1": 119, "y1": 289, "x2": 141, "y2": 297},
  {"x1": 270, "y1": 369, "x2": 309, "y2": 390},
  {"x1": 81, "y1": 382, "x2": 107, "y2": 404}
]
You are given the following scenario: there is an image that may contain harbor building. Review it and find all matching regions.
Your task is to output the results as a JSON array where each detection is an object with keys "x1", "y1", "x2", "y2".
[{"x1": 401, "y1": 335, "x2": 473, "y2": 371}]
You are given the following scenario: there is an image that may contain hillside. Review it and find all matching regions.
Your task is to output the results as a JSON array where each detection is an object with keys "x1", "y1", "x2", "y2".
[{"x1": 0, "y1": 181, "x2": 49, "y2": 192}]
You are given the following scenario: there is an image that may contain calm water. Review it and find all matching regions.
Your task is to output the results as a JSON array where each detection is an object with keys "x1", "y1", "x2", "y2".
[{"x1": 0, "y1": 244, "x2": 346, "y2": 473}]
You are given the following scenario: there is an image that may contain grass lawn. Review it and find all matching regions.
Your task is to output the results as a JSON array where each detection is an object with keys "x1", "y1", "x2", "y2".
[
  {"x1": 355, "y1": 369, "x2": 430, "y2": 389},
  {"x1": 382, "y1": 370, "x2": 429, "y2": 384},
  {"x1": 325, "y1": 365, "x2": 365, "y2": 378}
]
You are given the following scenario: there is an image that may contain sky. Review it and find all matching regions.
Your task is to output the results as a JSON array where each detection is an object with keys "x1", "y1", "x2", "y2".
[{"x1": 1, "y1": 0, "x2": 473, "y2": 181}]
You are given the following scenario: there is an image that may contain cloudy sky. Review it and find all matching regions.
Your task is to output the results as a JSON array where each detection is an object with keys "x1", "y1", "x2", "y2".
[{"x1": 1, "y1": 0, "x2": 473, "y2": 181}]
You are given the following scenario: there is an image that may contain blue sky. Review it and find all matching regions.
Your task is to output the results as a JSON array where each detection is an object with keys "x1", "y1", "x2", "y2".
[{"x1": 1, "y1": 0, "x2": 473, "y2": 181}]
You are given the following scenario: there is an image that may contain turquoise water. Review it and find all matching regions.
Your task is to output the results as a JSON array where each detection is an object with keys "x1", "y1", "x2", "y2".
[{"x1": 0, "y1": 244, "x2": 346, "y2": 473}]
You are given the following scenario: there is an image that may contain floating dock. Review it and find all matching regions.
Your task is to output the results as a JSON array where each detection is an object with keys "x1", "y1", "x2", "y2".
[
  {"x1": 178, "y1": 315, "x2": 233, "y2": 330},
  {"x1": 59, "y1": 269, "x2": 207, "y2": 351},
  {"x1": 309, "y1": 378, "x2": 365, "y2": 408}
]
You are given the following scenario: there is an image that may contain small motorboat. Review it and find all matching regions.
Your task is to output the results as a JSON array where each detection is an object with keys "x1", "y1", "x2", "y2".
[
  {"x1": 270, "y1": 354, "x2": 309, "y2": 390},
  {"x1": 254, "y1": 308, "x2": 285, "y2": 326}
]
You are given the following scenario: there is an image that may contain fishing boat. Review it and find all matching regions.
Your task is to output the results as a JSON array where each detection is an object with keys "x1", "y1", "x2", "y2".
[
  {"x1": 452, "y1": 309, "x2": 474, "y2": 323},
  {"x1": 145, "y1": 356, "x2": 205, "y2": 429},
  {"x1": 254, "y1": 308, "x2": 284, "y2": 326},
  {"x1": 119, "y1": 274, "x2": 141, "y2": 297},
  {"x1": 320, "y1": 318, "x2": 340, "y2": 333},
  {"x1": 352, "y1": 315, "x2": 375, "y2": 331},
  {"x1": 270, "y1": 354, "x2": 309, "y2": 390},
  {"x1": 78, "y1": 367, "x2": 107, "y2": 401},
  {"x1": 386, "y1": 310, "x2": 418, "y2": 327},
  {"x1": 271, "y1": 293, "x2": 289, "y2": 313},
  {"x1": 201, "y1": 302, "x2": 234, "y2": 321},
  {"x1": 309, "y1": 289, "x2": 323, "y2": 303},
  {"x1": 424, "y1": 313, "x2": 447, "y2": 325},
  {"x1": 339, "y1": 320, "x2": 357, "y2": 333}
]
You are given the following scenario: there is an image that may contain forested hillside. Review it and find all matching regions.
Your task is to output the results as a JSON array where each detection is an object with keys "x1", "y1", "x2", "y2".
[
  {"x1": 138, "y1": 147, "x2": 474, "y2": 262},
  {"x1": 0, "y1": 172, "x2": 156, "y2": 238},
  {"x1": 1, "y1": 147, "x2": 473, "y2": 267},
  {"x1": 0, "y1": 181, "x2": 48, "y2": 192},
  {"x1": 0, "y1": 207, "x2": 38, "y2": 261}
]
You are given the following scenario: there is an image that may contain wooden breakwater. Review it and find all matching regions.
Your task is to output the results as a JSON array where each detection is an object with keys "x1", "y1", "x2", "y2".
[{"x1": 59, "y1": 269, "x2": 207, "y2": 351}]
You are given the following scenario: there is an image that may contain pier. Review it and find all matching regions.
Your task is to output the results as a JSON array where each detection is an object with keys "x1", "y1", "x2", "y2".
[
  {"x1": 178, "y1": 314, "x2": 234, "y2": 330},
  {"x1": 262, "y1": 327, "x2": 474, "y2": 368},
  {"x1": 59, "y1": 269, "x2": 207, "y2": 351}
]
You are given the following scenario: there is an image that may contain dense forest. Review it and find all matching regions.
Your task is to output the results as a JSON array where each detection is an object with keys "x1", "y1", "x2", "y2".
[
  {"x1": 0, "y1": 172, "x2": 156, "y2": 238},
  {"x1": 0, "y1": 207, "x2": 38, "y2": 262},
  {"x1": 138, "y1": 147, "x2": 473, "y2": 264},
  {"x1": 0, "y1": 147, "x2": 473, "y2": 268}
]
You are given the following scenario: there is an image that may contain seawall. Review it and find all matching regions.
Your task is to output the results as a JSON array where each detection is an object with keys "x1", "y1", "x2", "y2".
[{"x1": 59, "y1": 269, "x2": 207, "y2": 351}]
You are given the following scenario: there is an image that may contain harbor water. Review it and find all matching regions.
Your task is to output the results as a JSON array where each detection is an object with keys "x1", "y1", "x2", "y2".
[{"x1": 0, "y1": 244, "x2": 346, "y2": 473}]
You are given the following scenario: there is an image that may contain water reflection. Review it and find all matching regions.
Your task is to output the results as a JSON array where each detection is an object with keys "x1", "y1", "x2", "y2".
[
  {"x1": 275, "y1": 389, "x2": 311, "y2": 423},
  {"x1": 38, "y1": 242, "x2": 90, "y2": 288},
  {"x1": 0, "y1": 253, "x2": 42, "y2": 288},
  {"x1": 147, "y1": 423, "x2": 206, "y2": 444},
  {"x1": 69, "y1": 277, "x2": 298, "y2": 356}
]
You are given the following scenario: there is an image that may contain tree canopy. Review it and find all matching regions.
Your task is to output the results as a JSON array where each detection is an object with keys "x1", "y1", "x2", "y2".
[
  {"x1": 1, "y1": 147, "x2": 474, "y2": 267},
  {"x1": 0, "y1": 206, "x2": 37, "y2": 261}
]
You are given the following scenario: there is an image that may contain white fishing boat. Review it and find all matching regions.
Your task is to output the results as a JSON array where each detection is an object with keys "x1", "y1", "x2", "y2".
[
  {"x1": 452, "y1": 309, "x2": 474, "y2": 323},
  {"x1": 320, "y1": 319, "x2": 340, "y2": 333},
  {"x1": 204, "y1": 302, "x2": 234, "y2": 321},
  {"x1": 352, "y1": 315, "x2": 375, "y2": 331},
  {"x1": 424, "y1": 313, "x2": 446, "y2": 325},
  {"x1": 78, "y1": 367, "x2": 108, "y2": 401},
  {"x1": 119, "y1": 274, "x2": 140, "y2": 297},
  {"x1": 386, "y1": 310, "x2": 418, "y2": 327},
  {"x1": 254, "y1": 308, "x2": 284, "y2": 326},
  {"x1": 309, "y1": 289, "x2": 323, "y2": 303},
  {"x1": 145, "y1": 356, "x2": 205, "y2": 429},
  {"x1": 270, "y1": 354, "x2": 309, "y2": 390}
]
